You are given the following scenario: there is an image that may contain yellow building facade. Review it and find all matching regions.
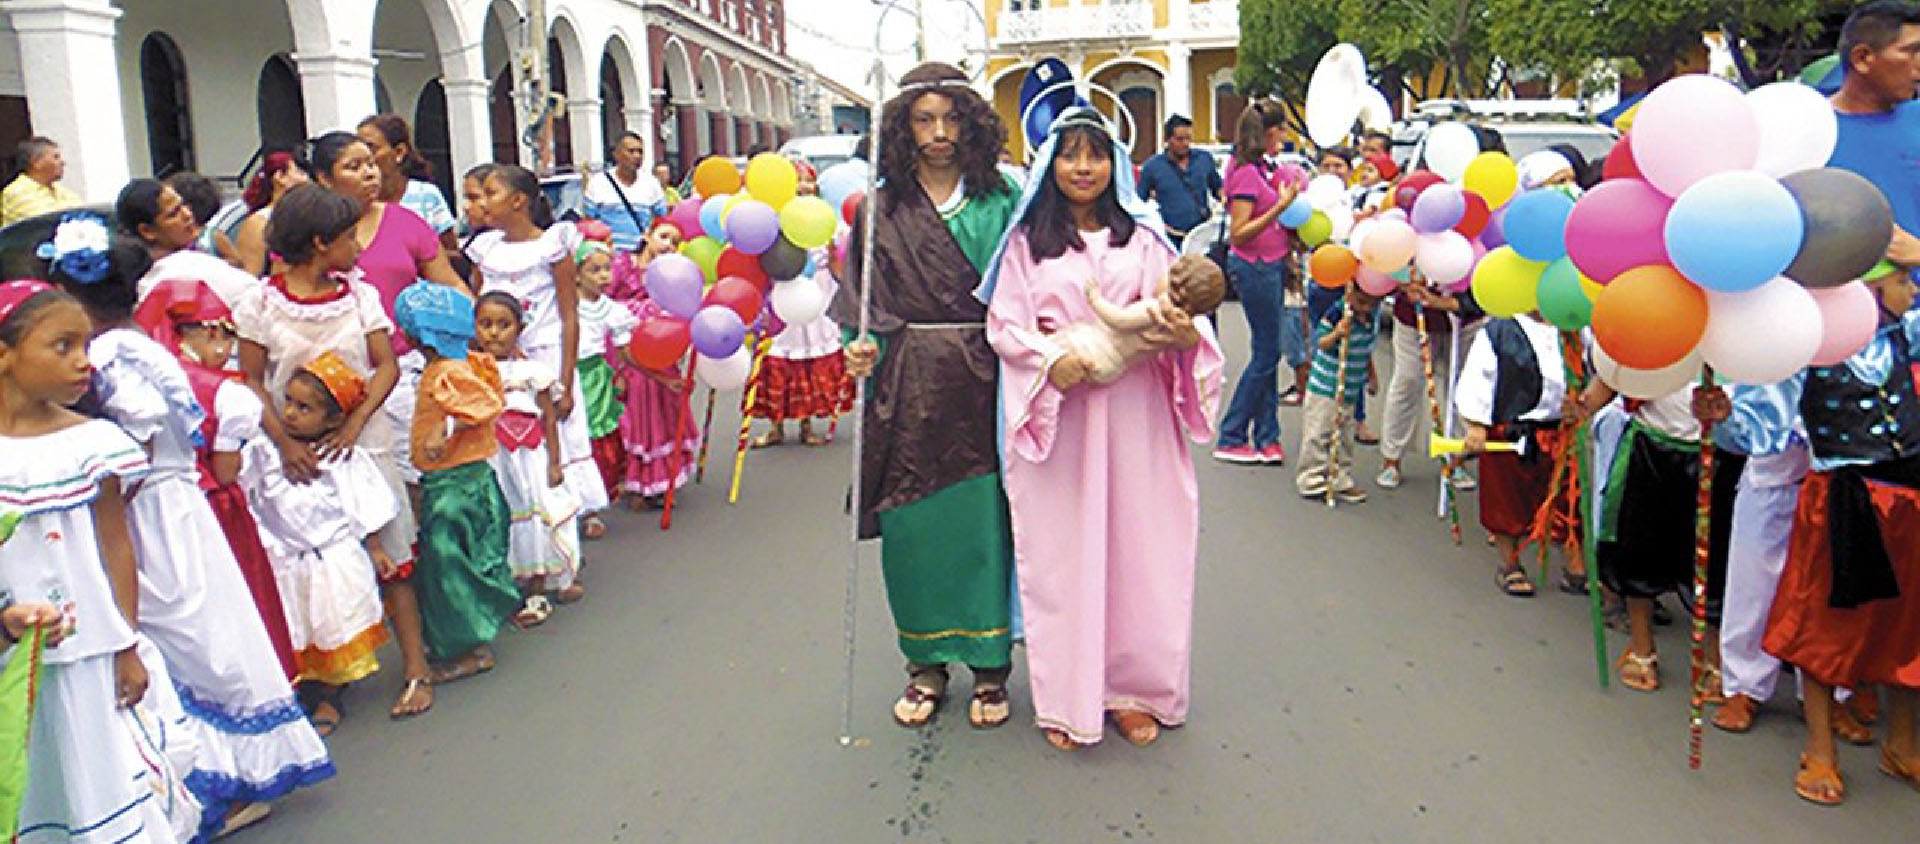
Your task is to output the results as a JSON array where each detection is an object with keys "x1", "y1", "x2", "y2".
[{"x1": 981, "y1": 0, "x2": 1241, "y2": 164}]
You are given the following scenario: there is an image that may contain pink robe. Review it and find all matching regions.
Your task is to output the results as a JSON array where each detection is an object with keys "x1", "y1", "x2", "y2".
[{"x1": 986, "y1": 227, "x2": 1223, "y2": 744}]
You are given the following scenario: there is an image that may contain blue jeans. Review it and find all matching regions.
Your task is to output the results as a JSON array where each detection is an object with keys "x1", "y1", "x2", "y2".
[
  {"x1": 1219, "y1": 256, "x2": 1285, "y2": 449},
  {"x1": 1279, "y1": 304, "x2": 1308, "y2": 369}
]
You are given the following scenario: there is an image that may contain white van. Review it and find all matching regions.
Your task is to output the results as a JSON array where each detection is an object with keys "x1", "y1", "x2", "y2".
[{"x1": 778, "y1": 134, "x2": 864, "y2": 171}]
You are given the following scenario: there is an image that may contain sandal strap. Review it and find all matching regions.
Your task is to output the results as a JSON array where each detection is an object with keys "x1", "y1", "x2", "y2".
[
  {"x1": 901, "y1": 682, "x2": 943, "y2": 705},
  {"x1": 971, "y1": 684, "x2": 1009, "y2": 704}
]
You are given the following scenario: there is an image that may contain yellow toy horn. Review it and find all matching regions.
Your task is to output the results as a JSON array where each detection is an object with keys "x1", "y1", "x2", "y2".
[{"x1": 1429, "y1": 435, "x2": 1524, "y2": 459}]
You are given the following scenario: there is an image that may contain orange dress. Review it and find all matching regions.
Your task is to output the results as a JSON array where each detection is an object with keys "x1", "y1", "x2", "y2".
[{"x1": 412, "y1": 352, "x2": 505, "y2": 472}]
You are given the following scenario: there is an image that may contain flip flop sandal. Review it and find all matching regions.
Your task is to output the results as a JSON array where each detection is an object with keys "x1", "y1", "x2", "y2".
[
  {"x1": 1496, "y1": 566, "x2": 1537, "y2": 598},
  {"x1": 1712, "y1": 694, "x2": 1758, "y2": 733},
  {"x1": 429, "y1": 651, "x2": 496, "y2": 686},
  {"x1": 1557, "y1": 570, "x2": 1590, "y2": 596},
  {"x1": 968, "y1": 684, "x2": 1011, "y2": 729},
  {"x1": 582, "y1": 516, "x2": 607, "y2": 541},
  {"x1": 513, "y1": 595, "x2": 553, "y2": 629},
  {"x1": 892, "y1": 669, "x2": 948, "y2": 728},
  {"x1": 389, "y1": 677, "x2": 433, "y2": 720},
  {"x1": 1795, "y1": 753, "x2": 1845, "y2": 806}
]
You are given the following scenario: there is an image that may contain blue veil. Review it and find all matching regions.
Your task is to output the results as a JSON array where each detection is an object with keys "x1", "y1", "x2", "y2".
[{"x1": 972, "y1": 104, "x2": 1174, "y2": 306}]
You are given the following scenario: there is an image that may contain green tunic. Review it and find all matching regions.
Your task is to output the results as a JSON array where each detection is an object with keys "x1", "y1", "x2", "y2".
[{"x1": 834, "y1": 176, "x2": 1021, "y2": 668}]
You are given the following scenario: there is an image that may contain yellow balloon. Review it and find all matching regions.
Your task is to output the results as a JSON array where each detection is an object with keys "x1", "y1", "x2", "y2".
[
  {"x1": 1579, "y1": 272, "x2": 1604, "y2": 302},
  {"x1": 693, "y1": 157, "x2": 742, "y2": 198},
  {"x1": 1469, "y1": 246, "x2": 1547, "y2": 317},
  {"x1": 744, "y1": 152, "x2": 799, "y2": 208},
  {"x1": 779, "y1": 196, "x2": 837, "y2": 249},
  {"x1": 721, "y1": 192, "x2": 752, "y2": 226},
  {"x1": 1462, "y1": 152, "x2": 1519, "y2": 209}
]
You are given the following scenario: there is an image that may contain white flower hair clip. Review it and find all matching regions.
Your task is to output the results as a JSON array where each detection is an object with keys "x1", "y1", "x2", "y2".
[{"x1": 35, "y1": 213, "x2": 112, "y2": 284}]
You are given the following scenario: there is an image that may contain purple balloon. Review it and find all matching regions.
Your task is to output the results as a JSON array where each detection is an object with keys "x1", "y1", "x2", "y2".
[
  {"x1": 1410, "y1": 184, "x2": 1467, "y2": 233},
  {"x1": 689, "y1": 305, "x2": 747, "y2": 358},
  {"x1": 1564, "y1": 179, "x2": 1674, "y2": 284},
  {"x1": 645, "y1": 254, "x2": 706, "y2": 319},
  {"x1": 724, "y1": 200, "x2": 781, "y2": 255},
  {"x1": 1480, "y1": 207, "x2": 1508, "y2": 250},
  {"x1": 668, "y1": 197, "x2": 705, "y2": 239}
]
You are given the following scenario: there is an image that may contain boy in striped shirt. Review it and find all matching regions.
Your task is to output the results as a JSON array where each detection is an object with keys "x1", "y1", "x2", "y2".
[{"x1": 1296, "y1": 283, "x2": 1380, "y2": 502}]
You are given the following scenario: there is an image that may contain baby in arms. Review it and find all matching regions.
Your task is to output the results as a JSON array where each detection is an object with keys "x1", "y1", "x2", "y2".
[{"x1": 1055, "y1": 253, "x2": 1225, "y2": 385}]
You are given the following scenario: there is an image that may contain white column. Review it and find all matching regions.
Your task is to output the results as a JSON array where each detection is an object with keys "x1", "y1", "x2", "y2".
[
  {"x1": 443, "y1": 76, "x2": 493, "y2": 180},
  {"x1": 624, "y1": 105, "x2": 655, "y2": 166},
  {"x1": 7, "y1": 0, "x2": 128, "y2": 201},
  {"x1": 294, "y1": 51, "x2": 379, "y2": 136},
  {"x1": 1164, "y1": 43, "x2": 1194, "y2": 125},
  {"x1": 567, "y1": 95, "x2": 605, "y2": 170}
]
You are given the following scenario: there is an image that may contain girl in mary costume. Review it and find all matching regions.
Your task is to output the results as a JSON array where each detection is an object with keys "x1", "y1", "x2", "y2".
[{"x1": 979, "y1": 106, "x2": 1224, "y2": 750}]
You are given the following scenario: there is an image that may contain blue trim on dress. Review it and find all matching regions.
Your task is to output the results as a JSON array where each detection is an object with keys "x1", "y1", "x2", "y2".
[
  {"x1": 16, "y1": 789, "x2": 153, "y2": 837},
  {"x1": 184, "y1": 761, "x2": 336, "y2": 844},
  {"x1": 172, "y1": 678, "x2": 309, "y2": 735}
]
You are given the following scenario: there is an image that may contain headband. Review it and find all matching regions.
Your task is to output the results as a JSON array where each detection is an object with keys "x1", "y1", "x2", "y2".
[
  {"x1": 574, "y1": 240, "x2": 612, "y2": 264},
  {"x1": 301, "y1": 350, "x2": 367, "y2": 414},
  {"x1": 897, "y1": 76, "x2": 973, "y2": 95},
  {"x1": 35, "y1": 213, "x2": 111, "y2": 285},
  {"x1": 0, "y1": 279, "x2": 55, "y2": 328},
  {"x1": 393, "y1": 281, "x2": 475, "y2": 360},
  {"x1": 132, "y1": 278, "x2": 232, "y2": 356}
]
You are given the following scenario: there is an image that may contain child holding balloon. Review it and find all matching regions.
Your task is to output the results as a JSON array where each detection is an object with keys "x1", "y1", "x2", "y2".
[
  {"x1": 750, "y1": 168, "x2": 851, "y2": 448},
  {"x1": 613, "y1": 218, "x2": 700, "y2": 509}
]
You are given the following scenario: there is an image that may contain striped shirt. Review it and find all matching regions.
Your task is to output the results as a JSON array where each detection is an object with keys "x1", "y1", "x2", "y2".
[{"x1": 1306, "y1": 301, "x2": 1377, "y2": 400}]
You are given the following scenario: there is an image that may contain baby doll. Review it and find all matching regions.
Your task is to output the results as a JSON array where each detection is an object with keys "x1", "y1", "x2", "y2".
[{"x1": 1060, "y1": 253, "x2": 1226, "y2": 385}]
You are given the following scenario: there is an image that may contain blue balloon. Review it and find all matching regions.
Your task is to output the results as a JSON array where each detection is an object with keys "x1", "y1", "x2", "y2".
[
  {"x1": 1502, "y1": 190, "x2": 1574, "y2": 262},
  {"x1": 1664, "y1": 172, "x2": 1804, "y2": 293},
  {"x1": 816, "y1": 162, "x2": 868, "y2": 210},
  {"x1": 700, "y1": 194, "x2": 732, "y2": 244},
  {"x1": 1279, "y1": 195, "x2": 1313, "y2": 228}
]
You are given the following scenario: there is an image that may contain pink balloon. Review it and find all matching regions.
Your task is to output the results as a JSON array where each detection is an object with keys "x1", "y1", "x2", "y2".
[
  {"x1": 668, "y1": 197, "x2": 705, "y2": 239},
  {"x1": 1809, "y1": 281, "x2": 1879, "y2": 366},
  {"x1": 1356, "y1": 266, "x2": 1398, "y2": 296},
  {"x1": 1564, "y1": 180, "x2": 1673, "y2": 285},
  {"x1": 1632, "y1": 75, "x2": 1760, "y2": 197},
  {"x1": 1359, "y1": 219, "x2": 1418, "y2": 272}
]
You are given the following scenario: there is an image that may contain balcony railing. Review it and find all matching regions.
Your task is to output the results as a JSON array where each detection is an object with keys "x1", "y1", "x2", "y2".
[
  {"x1": 1186, "y1": 0, "x2": 1239, "y2": 36},
  {"x1": 997, "y1": 2, "x2": 1155, "y2": 45}
]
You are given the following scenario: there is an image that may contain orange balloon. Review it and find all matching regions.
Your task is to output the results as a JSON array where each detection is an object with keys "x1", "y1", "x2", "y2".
[
  {"x1": 693, "y1": 156, "x2": 742, "y2": 198},
  {"x1": 1591, "y1": 265, "x2": 1709, "y2": 370},
  {"x1": 1309, "y1": 244, "x2": 1360, "y2": 289}
]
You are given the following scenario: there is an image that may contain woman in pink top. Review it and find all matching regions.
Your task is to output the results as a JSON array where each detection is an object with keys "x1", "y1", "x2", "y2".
[
  {"x1": 1213, "y1": 104, "x2": 1300, "y2": 465},
  {"x1": 311, "y1": 131, "x2": 468, "y2": 347}
]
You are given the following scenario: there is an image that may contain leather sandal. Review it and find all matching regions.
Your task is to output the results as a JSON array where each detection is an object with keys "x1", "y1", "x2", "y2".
[
  {"x1": 1617, "y1": 650, "x2": 1659, "y2": 693},
  {"x1": 1830, "y1": 703, "x2": 1874, "y2": 746},
  {"x1": 1795, "y1": 752, "x2": 1845, "y2": 806},
  {"x1": 1880, "y1": 747, "x2": 1920, "y2": 793},
  {"x1": 891, "y1": 668, "x2": 948, "y2": 728},
  {"x1": 968, "y1": 683, "x2": 1010, "y2": 729},
  {"x1": 1698, "y1": 665, "x2": 1726, "y2": 705},
  {"x1": 1711, "y1": 694, "x2": 1758, "y2": 733}
]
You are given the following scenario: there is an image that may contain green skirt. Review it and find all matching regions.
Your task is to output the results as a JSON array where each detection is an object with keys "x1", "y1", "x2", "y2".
[
  {"x1": 578, "y1": 354, "x2": 622, "y2": 439},
  {"x1": 877, "y1": 474, "x2": 1014, "y2": 669},
  {"x1": 415, "y1": 461, "x2": 522, "y2": 661}
]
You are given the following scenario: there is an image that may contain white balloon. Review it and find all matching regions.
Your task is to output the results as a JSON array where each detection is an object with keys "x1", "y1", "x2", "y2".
[
  {"x1": 1305, "y1": 174, "x2": 1348, "y2": 210},
  {"x1": 1699, "y1": 276, "x2": 1822, "y2": 385},
  {"x1": 1348, "y1": 217, "x2": 1378, "y2": 254},
  {"x1": 1424, "y1": 122, "x2": 1480, "y2": 183},
  {"x1": 1593, "y1": 342, "x2": 1702, "y2": 400},
  {"x1": 770, "y1": 277, "x2": 828, "y2": 326},
  {"x1": 1305, "y1": 44, "x2": 1368, "y2": 148},
  {"x1": 1414, "y1": 230, "x2": 1475, "y2": 284},
  {"x1": 695, "y1": 347, "x2": 754, "y2": 391},
  {"x1": 1747, "y1": 82, "x2": 1839, "y2": 179},
  {"x1": 1327, "y1": 204, "x2": 1356, "y2": 242}
]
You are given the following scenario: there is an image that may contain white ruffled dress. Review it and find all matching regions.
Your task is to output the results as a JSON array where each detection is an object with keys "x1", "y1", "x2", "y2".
[
  {"x1": 0, "y1": 420, "x2": 183, "y2": 844},
  {"x1": 492, "y1": 358, "x2": 583, "y2": 584},
  {"x1": 89, "y1": 329, "x2": 333, "y2": 839},
  {"x1": 468, "y1": 225, "x2": 610, "y2": 515},
  {"x1": 239, "y1": 439, "x2": 398, "y2": 685}
]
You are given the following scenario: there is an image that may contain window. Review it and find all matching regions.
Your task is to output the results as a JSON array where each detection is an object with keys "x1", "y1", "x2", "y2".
[
  {"x1": 140, "y1": 32, "x2": 194, "y2": 176},
  {"x1": 256, "y1": 54, "x2": 307, "y2": 156}
]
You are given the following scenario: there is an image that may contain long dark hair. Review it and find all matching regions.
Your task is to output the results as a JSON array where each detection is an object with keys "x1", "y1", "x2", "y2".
[
  {"x1": 308, "y1": 131, "x2": 366, "y2": 183},
  {"x1": 1020, "y1": 124, "x2": 1136, "y2": 263},
  {"x1": 358, "y1": 113, "x2": 434, "y2": 181},
  {"x1": 487, "y1": 164, "x2": 555, "y2": 229},
  {"x1": 878, "y1": 63, "x2": 1009, "y2": 204}
]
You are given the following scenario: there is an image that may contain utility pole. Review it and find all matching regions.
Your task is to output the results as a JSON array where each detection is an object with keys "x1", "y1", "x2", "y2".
[
  {"x1": 524, "y1": 0, "x2": 554, "y2": 174},
  {"x1": 914, "y1": 0, "x2": 927, "y2": 62}
]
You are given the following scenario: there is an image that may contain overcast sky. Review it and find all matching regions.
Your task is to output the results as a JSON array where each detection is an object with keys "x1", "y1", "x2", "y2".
[{"x1": 785, "y1": 0, "x2": 988, "y2": 97}]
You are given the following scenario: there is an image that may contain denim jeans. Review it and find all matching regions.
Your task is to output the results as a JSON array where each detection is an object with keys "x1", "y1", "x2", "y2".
[{"x1": 1219, "y1": 255, "x2": 1284, "y2": 448}]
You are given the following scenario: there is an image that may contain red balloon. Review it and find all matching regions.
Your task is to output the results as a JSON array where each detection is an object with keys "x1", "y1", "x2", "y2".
[
  {"x1": 716, "y1": 247, "x2": 769, "y2": 291},
  {"x1": 704, "y1": 276, "x2": 765, "y2": 324},
  {"x1": 1603, "y1": 133, "x2": 1642, "y2": 182},
  {"x1": 843, "y1": 191, "x2": 864, "y2": 226},
  {"x1": 1391, "y1": 171, "x2": 1444, "y2": 211},
  {"x1": 1454, "y1": 192, "x2": 1491, "y2": 239},
  {"x1": 628, "y1": 317, "x2": 690, "y2": 370}
]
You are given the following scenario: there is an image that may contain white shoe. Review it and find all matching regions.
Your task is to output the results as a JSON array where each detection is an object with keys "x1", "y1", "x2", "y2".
[
  {"x1": 1376, "y1": 466, "x2": 1402, "y2": 489},
  {"x1": 1298, "y1": 478, "x2": 1329, "y2": 498}
]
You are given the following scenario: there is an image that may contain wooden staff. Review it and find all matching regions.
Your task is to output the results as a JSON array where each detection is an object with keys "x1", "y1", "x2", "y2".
[
  {"x1": 1413, "y1": 299, "x2": 1462, "y2": 544},
  {"x1": 659, "y1": 355, "x2": 699, "y2": 531},
  {"x1": 694, "y1": 388, "x2": 717, "y2": 483},
  {"x1": 727, "y1": 335, "x2": 776, "y2": 504},
  {"x1": 1690, "y1": 367, "x2": 1718, "y2": 770}
]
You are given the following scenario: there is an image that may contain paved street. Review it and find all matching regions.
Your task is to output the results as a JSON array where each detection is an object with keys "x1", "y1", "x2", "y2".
[{"x1": 255, "y1": 306, "x2": 1920, "y2": 843}]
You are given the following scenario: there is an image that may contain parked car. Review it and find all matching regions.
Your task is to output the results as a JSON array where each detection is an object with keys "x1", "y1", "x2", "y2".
[
  {"x1": 778, "y1": 134, "x2": 863, "y2": 171},
  {"x1": 1392, "y1": 99, "x2": 1619, "y2": 174}
]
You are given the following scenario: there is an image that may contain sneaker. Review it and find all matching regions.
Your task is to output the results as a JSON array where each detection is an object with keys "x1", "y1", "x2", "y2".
[
  {"x1": 1258, "y1": 443, "x2": 1286, "y2": 465},
  {"x1": 1450, "y1": 471, "x2": 1478, "y2": 491},
  {"x1": 1213, "y1": 445, "x2": 1261, "y2": 465},
  {"x1": 1335, "y1": 487, "x2": 1369, "y2": 504},
  {"x1": 1376, "y1": 466, "x2": 1402, "y2": 489}
]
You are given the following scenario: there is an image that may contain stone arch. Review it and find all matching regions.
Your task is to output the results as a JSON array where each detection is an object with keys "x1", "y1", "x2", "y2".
[{"x1": 600, "y1": 29, "x2": 645, "y2": 143}]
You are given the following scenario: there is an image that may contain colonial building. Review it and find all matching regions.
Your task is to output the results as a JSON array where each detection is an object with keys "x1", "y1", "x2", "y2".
[
  {"x1": 982, "y1": 0, "x2": 1241, "y2": 164},
  {"x1": 0, "y1": 0, "x2": 795, "y2": 203}
]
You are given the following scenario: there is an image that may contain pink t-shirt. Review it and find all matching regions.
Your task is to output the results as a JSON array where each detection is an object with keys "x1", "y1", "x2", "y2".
[
  {"x1": 1223, "y1": 161, "x2": 1290, "y2": 264},
  {"x1": 355, "y1": 203, "x2": 440, "y2": 352}
]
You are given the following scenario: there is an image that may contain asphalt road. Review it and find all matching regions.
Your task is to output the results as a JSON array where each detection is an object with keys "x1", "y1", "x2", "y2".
[{"x1": 253, "y1": 305, "x2": 1920, "y2": 843}]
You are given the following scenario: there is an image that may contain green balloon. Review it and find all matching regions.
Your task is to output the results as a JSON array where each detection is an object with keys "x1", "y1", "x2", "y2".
[
  {"x1": 1299, "y1": 211, "x2": 1332, "y2": 247},
  {"x1": 681, "y1": 236, "x2": 725, "y2": 284},
  {"x1": 1537, "y1": 258, "x2": 1593, "y2": 330}
]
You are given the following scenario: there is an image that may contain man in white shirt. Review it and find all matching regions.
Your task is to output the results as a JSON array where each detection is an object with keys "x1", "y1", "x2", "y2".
[{"x1": 582, "y1": 132, "x2": 667, "y2": 251}]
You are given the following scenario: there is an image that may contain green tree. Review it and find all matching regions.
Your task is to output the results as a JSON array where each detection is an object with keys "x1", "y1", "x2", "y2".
[
  {"x1": 1334, "y1": 0, "x2": 1493, "y2": 100},
  {"x1": 1235, "y1": 0, "x2": 1339, "y2": 131}
]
